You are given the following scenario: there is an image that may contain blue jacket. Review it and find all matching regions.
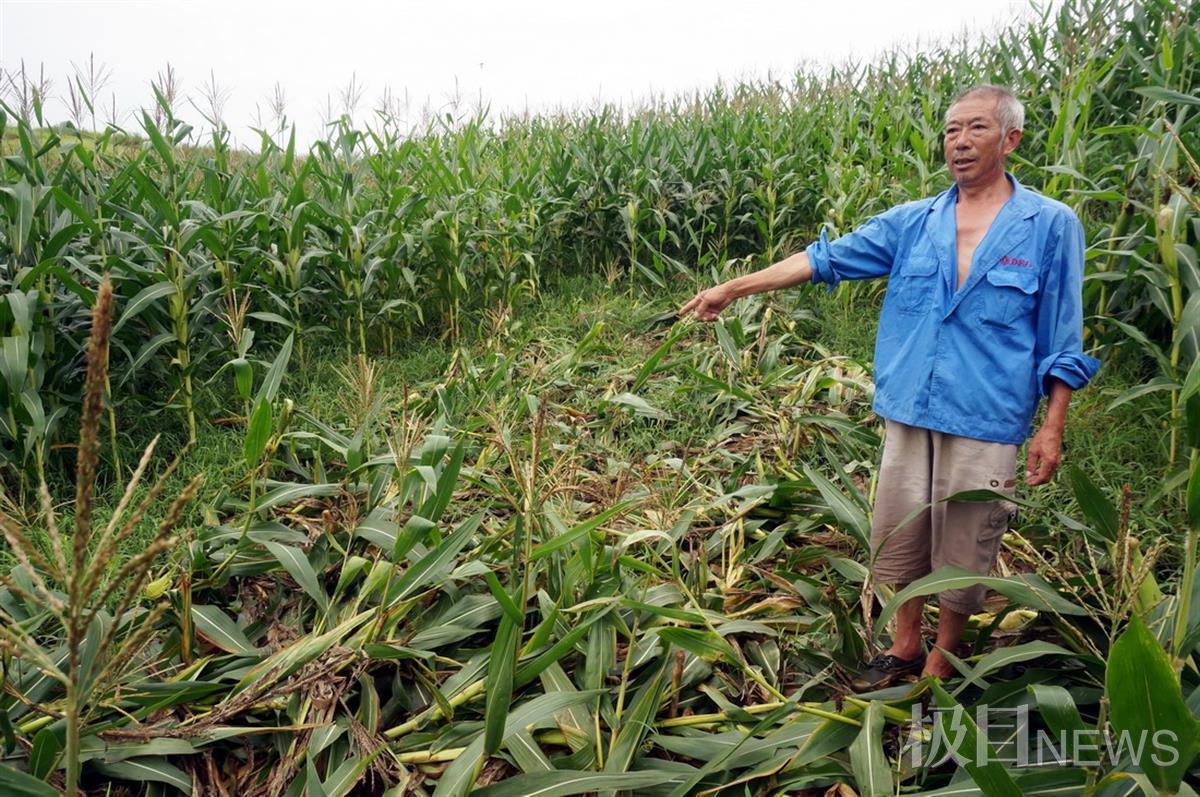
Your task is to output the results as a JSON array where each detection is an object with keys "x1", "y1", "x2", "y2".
[{"x1": 805, "y1": 174, "x2": 1100, "y2": 445}]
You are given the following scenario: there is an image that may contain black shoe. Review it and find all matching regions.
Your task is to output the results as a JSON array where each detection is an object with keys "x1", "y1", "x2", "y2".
[{"x1": 851, "y1": 653, "x2": 925, "y2": 691}]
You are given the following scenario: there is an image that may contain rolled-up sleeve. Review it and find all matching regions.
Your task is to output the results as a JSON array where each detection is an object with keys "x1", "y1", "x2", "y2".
[
  {"x1": 1035, "y1": 212, "x2": 1101, "y2": 396},
  {"x1": 805, "y1": 204, "x2": 908, "y2": 289}
]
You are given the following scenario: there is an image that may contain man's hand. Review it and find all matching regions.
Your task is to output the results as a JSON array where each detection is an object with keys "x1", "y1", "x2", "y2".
[
  {"x1": 1025, "y1": 425, "x2": 1062, "y2": 485},
  {"x1": 679, "y1": 284, "x2": 734, "y2": 322}
]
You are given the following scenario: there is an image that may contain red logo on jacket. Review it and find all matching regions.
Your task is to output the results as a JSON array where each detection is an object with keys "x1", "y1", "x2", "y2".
[{"x1": 1000, "y1": 255, "x2": 1031, "y2": 267}]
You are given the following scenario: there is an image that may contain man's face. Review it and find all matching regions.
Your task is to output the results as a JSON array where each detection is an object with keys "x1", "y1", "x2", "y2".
[{"x1": 942, "y1": 95, "x2": 1021, "y2": 188}]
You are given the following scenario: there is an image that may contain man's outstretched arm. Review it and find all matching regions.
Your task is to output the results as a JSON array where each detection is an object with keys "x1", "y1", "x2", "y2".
[
  {"x1": 679, "y1": 202, "x2": 912, "y2": 322},
  {"x1": 679, "y1": 251, "x2": 814, "y2": 321}
]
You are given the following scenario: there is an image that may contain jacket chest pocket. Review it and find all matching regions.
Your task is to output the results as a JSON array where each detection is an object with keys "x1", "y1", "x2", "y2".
[
  {"x1": 896, "y1": 256, "x2": 938, "y2": 315},
  {"x1": 978, "y1": 268, "x2": 1039, "y2": 327}
]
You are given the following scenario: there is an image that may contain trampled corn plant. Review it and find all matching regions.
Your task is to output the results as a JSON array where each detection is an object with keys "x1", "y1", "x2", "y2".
[{"x1": 0, "y1": 275, "x2": 1194, "y2": 794}]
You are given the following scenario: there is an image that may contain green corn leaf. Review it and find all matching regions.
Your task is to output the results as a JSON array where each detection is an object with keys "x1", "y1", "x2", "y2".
[
  {"x1": 123, "y1": 332, "x2": 175, "y2": 381},
  {"x1": 656, "y1": 627, "x2": 737, "y2": 664},
  {"x1": 0, "y1": 763, "x2": 58, "y2": 796},
  {"x1": 78, "y1": 736, "x2": 200, "y2": 764},
  {"x1": 247, "y1": 311, "x2": 296, "y2": 328},
  {"x1": 1134, "y1": 86, "x2": 1200, "y2": 107},
  {"x1": 324, "y1": 752, "x2": 379, "y2": 797},
  {"x1": 606, "y1": 391, "x2": 669, "y2": 420},
  {"x1": 232, "y1": 610, "x2": 371, "y2": 696},
  {"x1": 0, "y1": 335, "x2": 30, "y2": 395},
  {"x1": 1107, "y1": 375, "x2": 1180, "y2": 411},
  {"x1": 264, "y1": 541, "x2": 329, "y2": 611},
  {"x1": 418, "y1": 437, "x2": 466, "y2": 525},
  {"x1": 191, "y1": 604, "x2": 260, "y2": 656},
  {"x1": 112, "y1": 281, "x2": 175, "y2": 334},
  {"x1": 1066, "y1": 465, "x2": 1119, "y2": 542},
  {"x1": 952, "y1": 641, "x2": 1078, "y2": 694},
  {"x1": 306, "y1": 757, "x2": 328, "y2": 797},
  {"x1": 1107, "y1": 614, "x2": 1200, "y2": 792},
  {"x1": 632, "y1": 323, "x2": 689, "y2": 392},
  {"x1": 928, "y1": 680, "x2": 1022, "y2": 797},
  {"x1": 76, "y1": 613, "x2": 111, "y2": 696},
  {"x1": 0, "y1": 179, "x2": 34, "y2": 255},
  {"x1": 93, "y1": 756, "x2": 193, "y2": 792},
  {"x1": 515, "y1": 606, "x2": 614, "y2": 688},
  {"x1": 140, "y1": 111, "x2": 176, "y2": 169},
  {"x1": 433, "y1": 690, "x2": 602, "y2": 797},
  {"x1": 582, "y1": 617, "x2": 614, "y2": 691},
  {"x1": 283, "y1": 125, "x2": 296, "y2": 173},
  {"x1": 18, "y1": 263, "x2": 92, "y2": 307},
  {"x1": 603, "y1": 654, "x2": 671, "y2": 777},
  {"x1": 714, "y1": 317, "x2": 742, "y2": 367},
  {"x1": 889, "y1": 768, "x2": 1087, "y2": 796},
  {"x1": 803, "y1": 463, "x2": 870, "y2": 550},
  {"x1": 231, "y1": 357, "x2": 253, "y2": 400},
  {"x1": 254, "y1": 481, "x2": 339, "y2": 511},
  {"x1": 1181, "y1": 357, "x2": 1200, "y2": 410},
  {"x1": 362, "y1": 643, "x2": 433, "y2": 661},
  {"x1": 255, "y1": 332, "x2": 295, "y2": 406},
  {"x1": 531, "y1": 501, "x2": 630, "y2": 560},
  {"x1": 484, "y1": 571, "x2": 524, "y2": 625},
  {"x1": 876, "y1": 566, "x2": 1085, "y2": 639},
  {"x1": 50, "y1": 186, "x2": 98, "y2": 233},
  {"x1": 1027, "y1": 684, "x2": 1098, "y2": 766},
  {"x1": 1188, "y1": 457, "x2": 1200, "y2": 533},
  {"x1": 28, "y1": 727, "x2": 61, "y2": 780},
  {"x1": 537, "y1": 662, "x2": 593, "y2": 753},
  {"x1": 507, "y1": 728, "x2": 554, "y2": 774},
  {"x1": 0, "y1": 708, "x2": 15, "y2": 756},
  {"x1": 471, "y1": 771, "x2": 678, "y2": 797},
  {"x1": 1186, "y1": 394, "x2": 1200, "y2": 452},
  {"x1": 850, "y1": 701, "x2": 890, "y2": 797},
  {"x1": 129, "y1": 165, "x2": 178, "y2": 225},
  {"x1": 243, "y1": 398, "x2": 272, "y2": 468},
  {"x1": 384, "y1": 511, "x2": 484, "y2": 606},
  {"x1": 662, "y1": 704, "x2": 805, "y2": 796},
  {"x1": 622, "y1": 599, "x2": 705, "y2": 625},
  {"x1": 35, "y1": 222, "x2": 85, "y2": 267},
  {"x1": 680, "y1": 364, "x2": 756, "y2": 402},
  {"x1": 484, "y1": 612, "x2": 520, "y2": 754}
]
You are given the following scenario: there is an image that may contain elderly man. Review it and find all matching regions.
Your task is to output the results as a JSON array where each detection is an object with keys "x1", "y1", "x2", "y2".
[{"x1": 679, "y1": 85, "x2": 1099, "y2": 684}]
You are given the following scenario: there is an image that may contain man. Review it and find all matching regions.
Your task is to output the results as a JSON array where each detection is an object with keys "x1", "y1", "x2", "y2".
[{"x1": 678, "y1": 85, "x2": 1099, "y2": 684}]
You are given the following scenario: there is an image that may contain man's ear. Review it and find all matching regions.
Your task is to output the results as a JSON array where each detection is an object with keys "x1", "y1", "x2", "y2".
[{"x1": 1003, "y1": 128, "x2": 1022, "y2": 155}]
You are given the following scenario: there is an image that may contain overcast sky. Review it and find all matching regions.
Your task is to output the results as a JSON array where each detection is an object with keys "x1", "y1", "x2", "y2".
[{"x1": 2, "y1": 0, "x2": 1035, "y2": 147}]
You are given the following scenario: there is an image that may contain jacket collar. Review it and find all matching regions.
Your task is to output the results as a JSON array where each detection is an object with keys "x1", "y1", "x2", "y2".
[
  {"x1": 938, "y1": 171, "x2": 1040, "y2": 317},
  {"x1": 928, "y1": 172, "x2": 1040, "y2": 219}
]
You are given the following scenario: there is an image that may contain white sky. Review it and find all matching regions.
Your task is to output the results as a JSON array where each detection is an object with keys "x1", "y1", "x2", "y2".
[{"x1": 2, "y1": 0, "x2": 1034, "y2": 148}]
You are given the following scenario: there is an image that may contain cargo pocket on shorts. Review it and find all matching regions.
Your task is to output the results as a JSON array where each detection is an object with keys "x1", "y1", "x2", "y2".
[
  {"x1": 978, "y1": 471, "x2": 1017, "y2": 544},
  {"x1": 986, "y1": 502, "x2": 1016, "y2": 535}
]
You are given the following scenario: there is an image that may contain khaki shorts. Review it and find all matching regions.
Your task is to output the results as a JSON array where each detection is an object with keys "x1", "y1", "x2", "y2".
[{"x1": 870, "y1": 419, "x2": 1018, "y2": 615}]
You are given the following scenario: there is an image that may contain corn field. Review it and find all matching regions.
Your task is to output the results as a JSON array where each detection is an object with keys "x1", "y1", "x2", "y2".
[{"x1": 1, "y1": 0, "x2": 1200, "y2": 794}]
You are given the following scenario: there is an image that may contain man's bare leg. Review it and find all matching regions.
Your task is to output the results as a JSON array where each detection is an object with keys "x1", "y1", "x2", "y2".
[
  {"x1": 924, "y1": 605, "x2": 970, "y2": 677},
  {"x1": 885, "y1": 593, "x2": 925, "y2": 661}
]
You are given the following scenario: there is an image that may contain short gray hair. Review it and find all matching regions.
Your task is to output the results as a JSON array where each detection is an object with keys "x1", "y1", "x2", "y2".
[{"x1": 947, "y1": 85, "x2": 1025, "y2": 135}]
